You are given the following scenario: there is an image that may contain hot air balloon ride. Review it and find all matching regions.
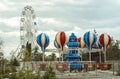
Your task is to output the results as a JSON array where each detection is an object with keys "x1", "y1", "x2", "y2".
[
  {"x1": 78, "y1": 37, "x2": 86, "y2": 61},
  {"x1": 37, "y1": 33, "x2": 50, "y2": 62},
  {"x1": 66, "y1": 33, "x2": 82, "y2": 72},
  {"x1": 55, "y1": 31, "x2": 68, "y2": 61},
  {"x1": 83, "y1": 31, "x2": 97, "y2": 61},
  {"x1": 92, "y1": 29, "x2": 103, "y2": 63},
  {"x1": 78, "y1": 37, "x2": 86, "y2": 48},
  {"x1": 99, "y1": 33, "x2": 111, "y2": 62},
  {"x1": 54, "y1": 40, "x2": 60, "y2": 49},
  {"x1": 93, "y1": 38, "x2": 103, "y2": 63},
  {"x1": 54, "y1": 40, "x2": 61, "y2": 61}
]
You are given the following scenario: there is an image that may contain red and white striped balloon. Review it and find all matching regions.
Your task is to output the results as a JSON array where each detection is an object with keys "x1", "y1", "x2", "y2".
[
  {"x1": 99, "y1": 33, "x2": 112, "y2": 52},
  {"x1": 78, "y1": 37, "x2": 86, "y2": 48},
  {"x1": 55, "y1": 31, "x2": 68, "y2": 51}
]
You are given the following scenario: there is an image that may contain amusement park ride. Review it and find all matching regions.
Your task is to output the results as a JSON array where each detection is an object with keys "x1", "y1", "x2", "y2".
[
  {"x1": 20, "y1": 5, "x2": 37, "y2": 49},
  {"x1": 11, "y1": 5, "x2": 112, "y2": 72},
  {"x1": 12, "y1": 6, "x2": 38, "y2": 60},
  {"x1": 66, "y1": 33, "x2": 82, "y2": 72}
]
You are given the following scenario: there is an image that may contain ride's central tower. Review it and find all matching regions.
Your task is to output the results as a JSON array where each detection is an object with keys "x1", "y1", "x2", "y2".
[
  {"x1": 66, "y1": 33, "x2": 80, "y2": 61},
  {"x1": 66, "y1": 33, "x2": 82, "y2": 72}
]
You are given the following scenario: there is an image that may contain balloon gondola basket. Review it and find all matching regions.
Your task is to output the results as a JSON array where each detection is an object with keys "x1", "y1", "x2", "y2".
[
  {"x1": 39, "y1": 63, "x2": 48, "y2": 71},
  {"x1": 83, "y1": 63, "x2": 88, "y2": 72},
  {"x1": 87, "y1": 63, "x2": 96, "y2": 71},
  {"x1": 107, "y1": 63, "x2": 112, "y2": 70},
  {"x1": 96, "y1": 63, "x2": 112, "y2": 70},
  {"x1": 96, "y1": 63, "x2": 100, "y2": 69},
  {"x1": 56, "y1": 62, "x2": 69, "y2": 72},
  {"x1": 82, "y1": 62, "x2": 96, "y2": 72},
  {"x1": 70, "y1": 62, "x2": 82, "y2": 72}
]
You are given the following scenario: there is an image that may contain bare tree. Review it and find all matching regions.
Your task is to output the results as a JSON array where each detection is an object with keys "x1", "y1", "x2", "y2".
[{"x1": 0, "y1": 38, "x2": 4, "y2": 49}]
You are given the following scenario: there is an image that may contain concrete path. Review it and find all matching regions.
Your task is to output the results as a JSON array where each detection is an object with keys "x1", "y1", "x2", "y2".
[{"x1": 56, "y1": 70, "x2": 120, "y2": 79}]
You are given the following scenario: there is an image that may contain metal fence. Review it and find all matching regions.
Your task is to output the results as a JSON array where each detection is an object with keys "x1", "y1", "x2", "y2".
[{"x1": 19, "y1": 61, "x2": 97, "y2": 72}]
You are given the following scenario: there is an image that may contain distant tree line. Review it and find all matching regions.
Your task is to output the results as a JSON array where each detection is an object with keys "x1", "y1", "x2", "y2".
[{"x1": 106, "y1": 40, "x2": 120, "y2": 60}]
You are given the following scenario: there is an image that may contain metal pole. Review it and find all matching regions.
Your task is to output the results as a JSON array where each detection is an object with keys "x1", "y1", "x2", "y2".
[
  {"x1": 81, "y1": 49, "x2": 83, "y2": 61},
  {"x1": 81, "y1": 53, "x2": 82, "y2": 61},
  {"x1": 3, "y1": 55, "x2": 5, "y2": 73},
  {"x1": 95, "y1": 61, "x2": 97, "y2": 76},
  {"x1": 59, "y1": 50, "x2": 60, "y2": 61},
  {"x1": 113, "y1": 61, "x2": 114, "y2": 75},
  {"x1": 104, "y1": 51, "x2": 106, "y2": 62},
  {"x1": 62, "y1": 51, "x2": 63, "y2": 62},
  {"x1": 43, "y1": 52, "x2": 44, "y2": 62},
  {"x1": 89, "y1": 50, "x2": 91, "y2": 62},
  {"x1": 99, "y1": 51, "x2": 101, "y2": 63}
]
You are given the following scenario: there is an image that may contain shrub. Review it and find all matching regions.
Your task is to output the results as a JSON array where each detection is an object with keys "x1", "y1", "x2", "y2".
[
  {"x1": 42, "y1": 66, "x2": 56, "y2": 79},
  {"x1": 2, "y1": 73, "x2": 9, "y2": 78},
  {"x1": 117, "y1": 64, "x2": 120, "y2": 76},
  {"x1": 4, "y1": 70, "x2": 41, "y2": 79}
]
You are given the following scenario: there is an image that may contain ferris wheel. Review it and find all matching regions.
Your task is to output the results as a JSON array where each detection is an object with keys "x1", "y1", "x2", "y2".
[{"x1": 20, "y1": 5, "x2": 37, "y2": 49}]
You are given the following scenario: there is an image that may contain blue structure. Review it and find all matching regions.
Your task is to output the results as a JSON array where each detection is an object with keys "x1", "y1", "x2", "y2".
[{"x1": 66, "y1": 33, "x2": 82, "y2": 72}]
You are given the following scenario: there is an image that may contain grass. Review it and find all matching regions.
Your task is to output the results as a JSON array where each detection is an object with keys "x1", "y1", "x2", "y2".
[{"x1": 0, "y1": 65, "x2": 56, "y2": 79}]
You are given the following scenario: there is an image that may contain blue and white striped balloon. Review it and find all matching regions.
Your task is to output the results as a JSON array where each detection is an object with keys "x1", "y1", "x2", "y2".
[
  {"x1": 93, "y1": 40, "x2": 102, "y2": 49},
  {"x1": 54, "y1": 40, "x2": 60, "y2": 49},
  {"x1": 37, "y1": 33, "x2": 50, "y2": 52},
  {"x1": 83, "y1": 31, "x2": 97, "y2": 50}
]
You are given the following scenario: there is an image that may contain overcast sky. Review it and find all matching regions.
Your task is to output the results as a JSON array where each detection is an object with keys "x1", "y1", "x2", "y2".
[{"x1": 0, "y1": 0, "x2": 120, "y2": 58}]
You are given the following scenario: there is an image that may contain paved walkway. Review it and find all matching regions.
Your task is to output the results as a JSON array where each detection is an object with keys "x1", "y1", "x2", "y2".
[{"x1": 56, "y1": 70, "x2": 120, "y2": 79}]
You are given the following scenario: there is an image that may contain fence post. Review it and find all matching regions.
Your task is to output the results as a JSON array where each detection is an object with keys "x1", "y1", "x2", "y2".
[
  {"x1": 95, "y1": 61, "x2": 97, "y2": 76},
  {"x1": 113, "y1": 61, "x2": 114, "y2": 75}
]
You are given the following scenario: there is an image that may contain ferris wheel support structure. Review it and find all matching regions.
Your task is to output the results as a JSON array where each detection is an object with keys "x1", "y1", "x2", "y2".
[{"x1": 20, "y1": 5, "x2": 37, "y2": 49}]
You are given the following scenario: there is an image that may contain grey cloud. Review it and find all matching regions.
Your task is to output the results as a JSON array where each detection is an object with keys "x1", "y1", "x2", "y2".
[
  {"x1": 0, "y1": 0, "x2": 120, "y2": 33},
  {"x1": 0, "y1": 0, "x2": 120, "y2": 56},
  {"x1": 37, "y1": 18, "x2": 75, "y2": 31},
  {"x1": 34, "y1": 0, "x2": 120, "y2": 29},
  {"x1": 0, "y1": 22, "x2": 19, "y2": 32}
]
